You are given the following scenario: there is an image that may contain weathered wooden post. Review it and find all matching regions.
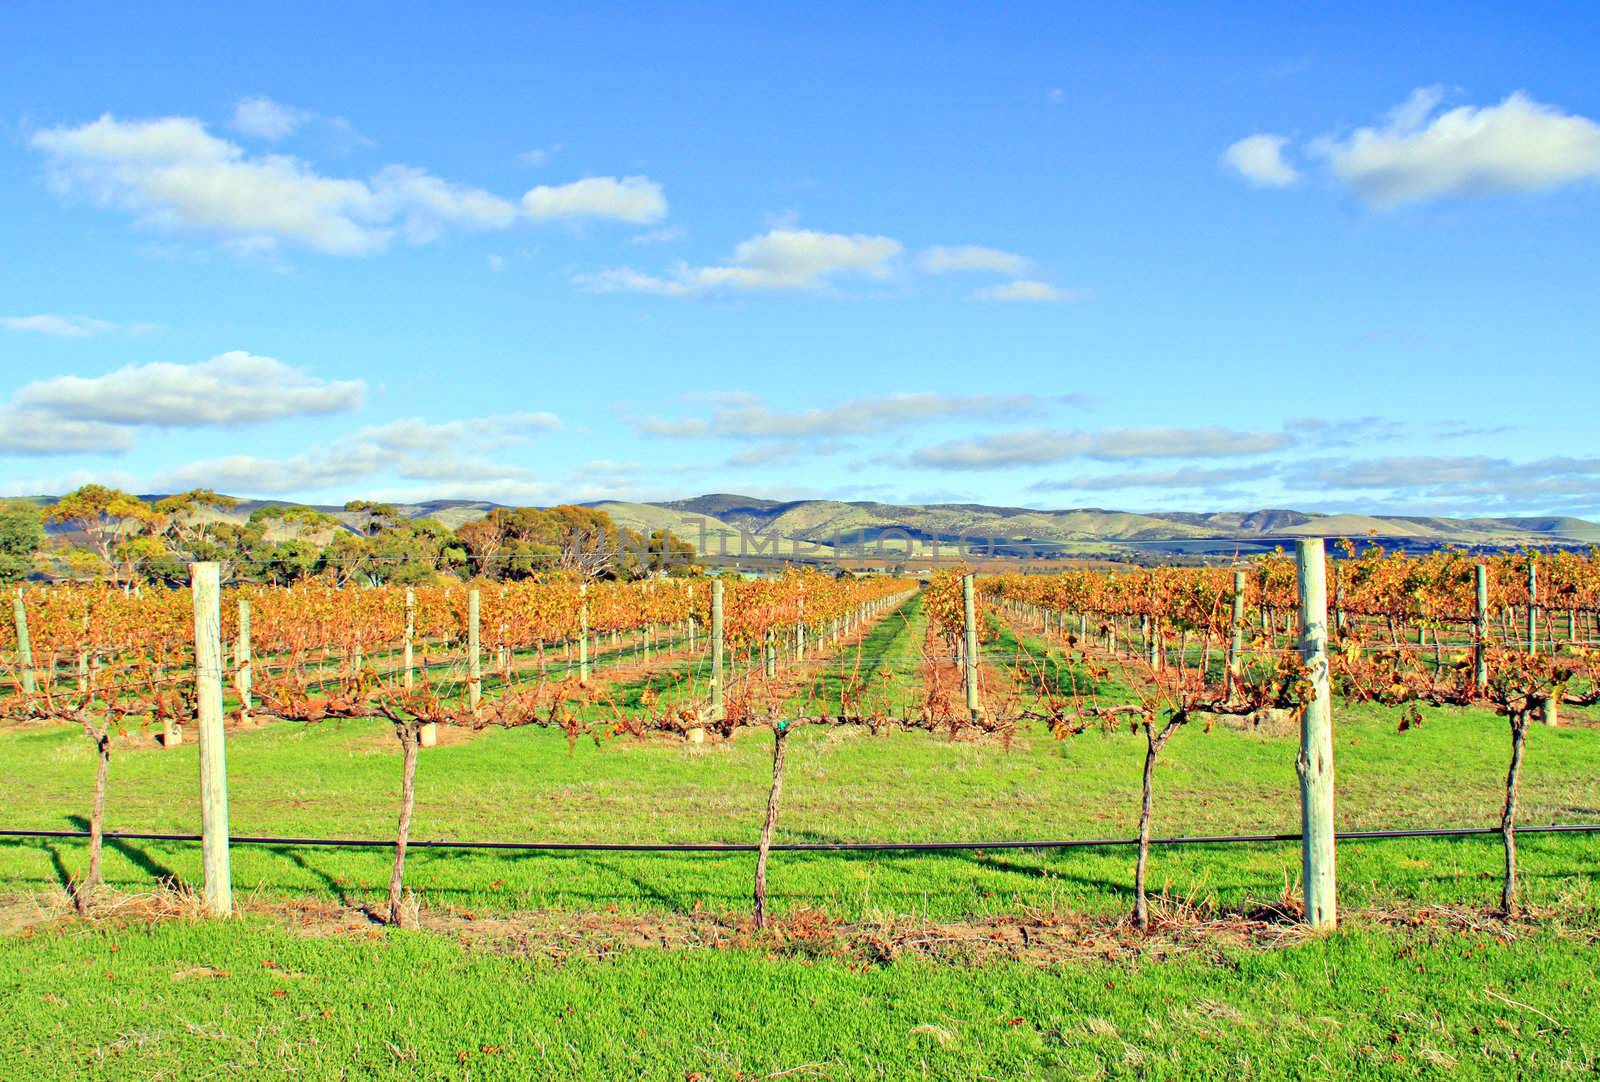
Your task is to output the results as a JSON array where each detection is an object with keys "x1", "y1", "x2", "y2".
[
  {"x1": 190, "y1": 562, "x2": 232, "y2": 916},
  {"x1": 235, "y1": 598, "x2": 252, "y2": 720},
  {"x1": 708, "y1": 577, "x2": 725, "y2": 724},
  {"x1": 1227, "y1": 570, "x2": 1246, "y2": 695},
  {"x1": 1295, "y1": 539, "x2": 1336, "y2": 930},
  {"x1": 467, "y1": 588, "x2": 482, "y2": 712},
  {"x1": 578, "y1": 582, "x2": 590, "y2": 683},
  {"x1": 1526, "y1": 558, "x2": 1538, "y2": 657},
  {"x1": 962, "y1": 573, "x2": 981, "y2": 720},
  {"x1": 12, "y1": 588, "x2": 35, "y2": 694},
  {"x1": 1474, "y1": 564, "x2": 1490, "y2": 692},
  {"x1": 402, "y1": 586, "x2": 416, "y2": 690}
]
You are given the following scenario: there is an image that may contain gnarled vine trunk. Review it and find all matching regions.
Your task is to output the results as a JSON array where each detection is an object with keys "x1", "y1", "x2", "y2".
[
  {"x1": 387, "y1": 722, "x2": 421, "y2": 927},
  {"x1": 78, "y1": 725, "x2": 111, "y2": 914},
  {"x1": 753, "y1": 724, "x2": 790, "y2": 930},
  {"x1": 1133, "y1": 714, "x2": 1186, "y2": 932},
  {"x1": 1500, "y1": 708, "x2": 1529, "y2": 917}
]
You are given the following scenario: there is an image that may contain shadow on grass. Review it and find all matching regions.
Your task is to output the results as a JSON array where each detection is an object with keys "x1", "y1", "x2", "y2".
[{"x1": 66, "y1": 815, "x2": 182, "y2": 885}]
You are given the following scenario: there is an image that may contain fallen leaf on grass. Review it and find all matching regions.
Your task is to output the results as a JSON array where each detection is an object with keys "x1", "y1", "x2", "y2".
[{"x1": 171, "y1": 966, "x2": 228, "y2": 981}]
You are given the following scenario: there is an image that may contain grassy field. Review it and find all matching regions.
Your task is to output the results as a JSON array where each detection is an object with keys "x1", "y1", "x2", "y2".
[
  {"x1": 3, "y1": 915, "x2": 1598, "y2": 1080},
  {"x1": 3, "y1": 591, "x2": 1598, "y2": 1078}
]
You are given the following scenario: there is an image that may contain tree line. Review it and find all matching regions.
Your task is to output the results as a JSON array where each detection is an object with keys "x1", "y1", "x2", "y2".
[{"x1": 0, "y1": 485, "x2": 697, "y2": 587}]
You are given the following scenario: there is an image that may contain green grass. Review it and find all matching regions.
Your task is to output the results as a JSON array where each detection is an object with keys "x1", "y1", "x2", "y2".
[
  {"x1": 4, "y1": 592, "x2": 1599, "y2": 1079},
  {"x1": 3, "y1": 917, "x2": 1597, "y2": 1079},
  {"x1": 1, "y1": 684, "x2": 1596, "y2": 922}
]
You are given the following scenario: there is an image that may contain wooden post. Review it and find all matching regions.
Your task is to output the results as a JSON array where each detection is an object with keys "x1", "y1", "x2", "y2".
[
  {"x1": 1474, "y1": 564, "x2": 1490, "y2": 692},
  {"x1": 962, "y1": 573, "x2": 981, "y2": 720},
  {"x1": 1527, "y1": 558, "x2": 1538, "y2": 657},
  {"x1": 190, "y1": 562, "x2": 231, "y2": 916},
  {"x1": 709, "y1": 578, "x2": 725, "y2": 721},
  {"x1": 235, "y1": 598, "x2": 252, "y2": 720},
  {"x1": 578, "y1": 583, "x2": 590, "y2": 683},
  {"x1": 12, "y1": 588, "x2": 35, "y2": 694},
  {"x1": 1295, "y1": 539, "x2": 1336, "y2": 930},
  {"x1": 467, "y1": 588, "x2": 482, "y2": 712},
  {"x1": 1227, "y1": 570, "x2": 1246, "y2": 695},
  {"x1": 402, "y1": 587, "x2": 415, "y2": 690}
]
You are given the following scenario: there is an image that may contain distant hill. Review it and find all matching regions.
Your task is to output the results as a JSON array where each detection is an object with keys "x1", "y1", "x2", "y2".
[{"x1": 28, "y1": 492, "x2": 1600, "y2": 559}]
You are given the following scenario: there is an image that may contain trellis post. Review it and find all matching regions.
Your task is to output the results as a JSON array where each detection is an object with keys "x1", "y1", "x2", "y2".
[
  {"x1": 1474, "y1": 564, "x2": 1490, "y2": 691},
  {"x1": 12, "y1": 588, "x2": 35, "y2": 694},
  {"x1": 468, "y1": 588, "x2": 482, "y2": 712},
  {"x1": 578, "y1": 583, "x2": 590, "y2": 683},
  {"x1": 190, "y1": 562, "x2": 232, "y2": 916},
  {"x1": 1526, "y1": 558, "x2": 1538, "y2": 657},
  {"x1": 1226, "y1": 570, "x2": 1246, "y2": 695},
  {"x1": 235, "y1": 598, "x2": 252, "y2": 720},
  {"x1": 1295, "y1": 539, "x2": 1337, "y2": 930},
  {"x1": 710, "y1": 578, "x2": 725, "y2": 721},
  {"x1": 402, "y1": 587, "x2": 415, "y2": 689},
  {"x1": 962, "y1": 573, "x2": 982, "y2": 720}
]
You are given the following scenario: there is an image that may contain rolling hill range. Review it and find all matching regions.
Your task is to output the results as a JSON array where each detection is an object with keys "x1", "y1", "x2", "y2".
[{"x1": 32, "y1": 493, "x2": 1600, "y2": 560}]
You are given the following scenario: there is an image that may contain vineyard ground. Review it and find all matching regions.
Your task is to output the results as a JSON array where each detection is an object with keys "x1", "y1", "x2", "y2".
[{"x1": 3, "y1": 595, "x2": 1599, "y2": 1077}]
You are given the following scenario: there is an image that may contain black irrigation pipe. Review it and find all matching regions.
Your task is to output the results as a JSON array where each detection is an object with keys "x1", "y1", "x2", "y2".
[{"x1": 2, "y1": 823, "x2": 1598, "y2": 854}]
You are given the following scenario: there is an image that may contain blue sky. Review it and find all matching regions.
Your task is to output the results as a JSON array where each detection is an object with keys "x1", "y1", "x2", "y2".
[{"x1": 3, "y1": 2, "x2": 1599, "y2": 516}]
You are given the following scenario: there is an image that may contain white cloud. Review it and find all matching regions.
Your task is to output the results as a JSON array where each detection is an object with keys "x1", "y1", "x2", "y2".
[
  {"x1": 579, "y1": 227, "x2": 903, "y2": 295},
  {"x1": 1031, "y1": 465, "x2": 1275, "y2": 491},
  {"x1": 1221, "y1": 133, "x2": 1299, "y2": 187},
  {"x1": 15, "y1": 351, "x2": 366, "y2": 427},
  {"x1": 232, "y1": 96, "x2": 311, "y2": 141},
  {"x1": 910, "y1": 426, "x2": 1291, "y2": 470},
  {"x1": 691, "y1": 229, "x2": 901, "y2": 290},
  {"x1": 153, "y1": 412, "x2": 563, "y2": 497},
  {"x1": 640, "y1": 391, "x2": 1076, "y2": 440},
  {"x1": 1315, "y1": 88, "x2": 1600, "y2": 207},
  {"x1": 2, "y1": 314, "x2": 119, "y2": 338},
  {"x1": 918, "y1": 245, "x2": 1030, "y2": 275},
  {"x1": 573, "y1": 267, "x2": 693, "y2": 296},
  {"x1": 971, "y1": 280, "x2": 1086, "y2": 302},
  {"x1": 0, "y1": 412, "x2": 134, "y2": 455},
  {"x1": 361, "y1": 413, "x2": 561, "y2": 454},
  {"x1": 522, "y1": 175, "x2": 667, "y2": 224},
  {"x1": 31, "y1": 113, "x2": 518, "y2": 255},
  {"x1": 0, "y1": 468, "x2": 137, "y2": 497}
]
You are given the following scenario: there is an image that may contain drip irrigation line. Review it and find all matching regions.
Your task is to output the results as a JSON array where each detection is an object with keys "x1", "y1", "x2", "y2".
[{"x1": 2, "y1": 823, "x2": 1596, "y2": 853}]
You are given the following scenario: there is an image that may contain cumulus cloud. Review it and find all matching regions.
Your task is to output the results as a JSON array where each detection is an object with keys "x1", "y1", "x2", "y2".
[
  {"x1": 2, "y1": 314, "x2": 120, "y2": 338},
  {"x1": 522, "y1": 176, "x2": 667, "y2": 224},
  {"x1": 152, "y1": 411, "x2": 563, "y2": 496},
  {"x1": 573, "y1": 267, "x2": 693, "y2": 296},
  {"x1": 639, "y1": 391, "x2": 1077, "y2": 440},
  {"x1": 31, "y1": 113, "x2": 519, "y2": 254},
  {"x1": 1314, "y1": 87, "x2": 1600, "y2": 207},
  {"x1": 15, "y1": 351, "x2": 366, "y2": 426},
  {"x1": 1283, "y1": 416, "x2": 1406, "y2": 448},
  {"x1": 910, "y1": 426, "x2": 1291, "y2": 470},
  {"x1": 0, "y1": 412, "x2": 134, "y2": 455},
  {"x1": 971, "y1": 280, "x2": 1086, "y2": 302},
  {"x1": 1221, "y1": 133, "x2": 1299, "y2": 187},
  {"x1": 232, "y1": 95, "x2": 311, "y2": 140},
  {"x1": 587, "y1": 228, "x2": 903, "y2": 296},
  {"x1": 1031, "y1": 465, "x2": 1276, "y2": 491},
  {"x1": 918, "y1": 245, "x2": 1030, "y2": 275},
  {"x1": 691, "y1": 228, "x2": 902, "y2": 290}
]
